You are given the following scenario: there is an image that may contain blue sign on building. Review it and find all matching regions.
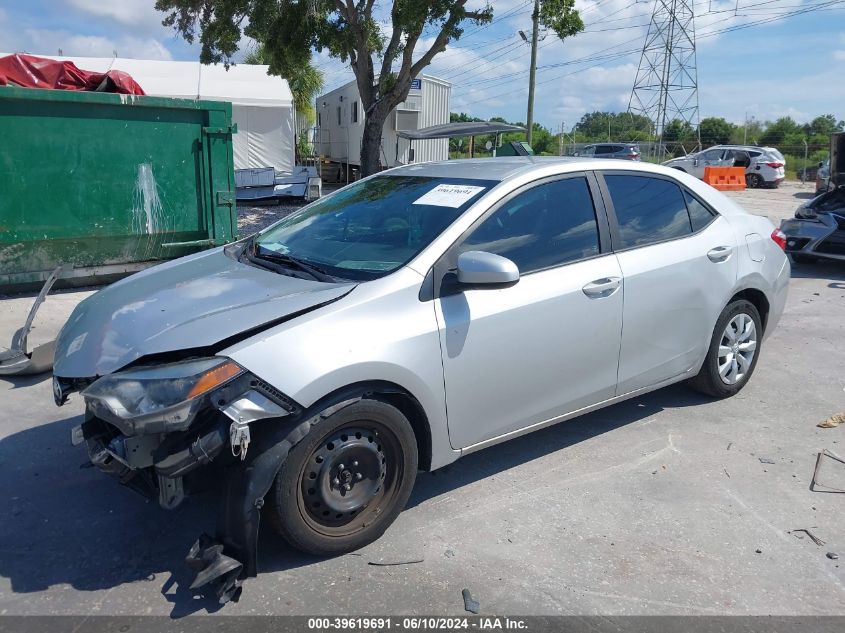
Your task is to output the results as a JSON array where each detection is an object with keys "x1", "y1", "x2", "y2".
[{"x1": 410, "y1": 78, "x2": 421, "y2": 90}]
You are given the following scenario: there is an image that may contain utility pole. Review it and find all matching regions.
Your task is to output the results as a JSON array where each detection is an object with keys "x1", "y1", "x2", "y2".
[
  {"x1": 526, "y1": 0, "x2": 540, "y2": 147},
  {"x1": 743, "y1": 111, "x2": 748, "y2": 144},
  {"x1": 558, "y1": 121, "x2": 565, "y2": 155}
]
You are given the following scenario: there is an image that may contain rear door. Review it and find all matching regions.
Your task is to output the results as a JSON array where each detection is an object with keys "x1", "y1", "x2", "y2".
[
  {"x1": 434, "y1": 173, "x2": 623, "y2": 449},
  {"x1": 596, "y1": 171, "x2": 738, "y2": 394}
]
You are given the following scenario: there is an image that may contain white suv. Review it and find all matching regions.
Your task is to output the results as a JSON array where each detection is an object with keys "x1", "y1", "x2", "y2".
[{"x1": 664, "y1": 145, "x2": 786, "y2": 188}]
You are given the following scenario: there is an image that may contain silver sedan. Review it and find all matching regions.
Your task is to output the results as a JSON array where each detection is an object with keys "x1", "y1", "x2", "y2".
[{"x1": 53, "y1": 157, "x2": 790, "y2": 601}]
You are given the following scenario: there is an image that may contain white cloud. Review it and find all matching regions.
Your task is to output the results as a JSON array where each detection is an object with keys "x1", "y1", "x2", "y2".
[
  {"x1": 65, "y1": 0, "x2": 167, "y2": 33},
  {"x1": 23, "y1": 29, "x2": 173, "y2": 60},
  {"x1": 834, "y1": 50, "x2": 845, "y2": 61}
]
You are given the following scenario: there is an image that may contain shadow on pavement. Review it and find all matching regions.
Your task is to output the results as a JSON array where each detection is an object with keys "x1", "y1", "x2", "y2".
[
  {"x1": 407, "y1": 383, "x2": 709, "y2": 508},
  {"x1": 0, "y1": 383, "x2": 710, "y2": 616},
  {"x1": 0, "y1": 372, "x2": 52, "y2": 390},
  {"x1": 789, "y1": 259, "x2": 845, "y2": 282}
]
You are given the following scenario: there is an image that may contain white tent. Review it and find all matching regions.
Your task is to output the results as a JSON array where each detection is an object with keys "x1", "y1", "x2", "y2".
[{"x1": 11, "y1": 55, "x2": 296, "y2": 173}]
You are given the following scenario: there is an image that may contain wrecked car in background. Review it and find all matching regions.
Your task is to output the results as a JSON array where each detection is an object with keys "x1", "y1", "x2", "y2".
[
  {"x1": 781, "y1": 133, "x2": 845, "y2": 264},
  {"x1": 53, "y1": 157, "x2": 790, "y2": 604}
]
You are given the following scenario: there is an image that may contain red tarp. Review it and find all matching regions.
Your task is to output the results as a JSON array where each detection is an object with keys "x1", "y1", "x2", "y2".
[{"x1": 0, "y1": 54, "x2": 145, "y2": 95}]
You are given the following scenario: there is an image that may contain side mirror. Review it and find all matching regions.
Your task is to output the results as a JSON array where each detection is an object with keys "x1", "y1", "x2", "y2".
[
  {"x1": 693, "y1": 159, "x2": 699, "y2": 166},
  {"x1": 818, "y1": 161, "x2": 824, "y2": 168},
  {"x1": 457, "y1": 251, "x2": 519, "y2": 287}
]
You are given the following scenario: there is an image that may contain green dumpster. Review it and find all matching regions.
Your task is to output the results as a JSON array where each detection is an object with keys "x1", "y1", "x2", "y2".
[{"x1": 0, "y1": 86, "x2": 237, "y2": 292}]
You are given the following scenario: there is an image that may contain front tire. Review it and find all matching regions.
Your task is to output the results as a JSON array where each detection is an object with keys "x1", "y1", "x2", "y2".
[
  {"x1": 688, "y1": 300, "x2": 762, "y2": 398},
  {"x1": 267, "y1": 400, "x2": 418, "y2": 556}
]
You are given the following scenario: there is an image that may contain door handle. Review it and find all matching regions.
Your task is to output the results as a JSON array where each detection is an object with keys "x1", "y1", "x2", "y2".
[
  {"x1": 582, "y1": 277, "x2": 621, "y2": 298},
  {"x1": 707, "y1": 246, "x2": 733, "y2": 263}
]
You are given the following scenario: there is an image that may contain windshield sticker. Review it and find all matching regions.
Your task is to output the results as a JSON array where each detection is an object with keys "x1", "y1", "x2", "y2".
[{"x1": 413, "y1": 184, "x2": 486, "y2": 208}]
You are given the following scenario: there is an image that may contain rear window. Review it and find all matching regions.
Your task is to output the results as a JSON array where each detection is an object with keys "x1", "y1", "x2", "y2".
[{"x1": 605, "y1": 175, "x2": 692, "y2": 248}]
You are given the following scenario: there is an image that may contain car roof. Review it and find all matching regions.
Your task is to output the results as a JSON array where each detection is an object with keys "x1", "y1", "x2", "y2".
[
  {"x1": 384, "y1": 156, "x2": 593, "y2": 181},
  {"x1": 381, "y1": 156, "x2": 750, "y2": 218}
]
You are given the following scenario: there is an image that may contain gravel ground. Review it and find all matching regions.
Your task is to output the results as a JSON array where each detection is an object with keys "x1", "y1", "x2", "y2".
[
  {"x1": 237, "y1": 200, "x2": 304, "y2": 237},
  {"x1": 237, "y1": 185, "x2": 344, "y2": 237}
]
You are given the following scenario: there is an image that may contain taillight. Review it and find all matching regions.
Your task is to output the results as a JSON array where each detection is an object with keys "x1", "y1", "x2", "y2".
[
  {"x1": 766, "y1": 162, "x2": 784, "y2": 169},
  {"x1": 627, "y1": 153, "x2": 639, "y2": 159},
  {"x1": 771, "y1": 228, "x2": 787, "y2": 250}
]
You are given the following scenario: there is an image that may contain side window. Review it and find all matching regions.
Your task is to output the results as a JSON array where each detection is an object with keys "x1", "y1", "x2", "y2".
[
  {"x1": 460, "y1": 178, "x2": 600, "y2": 274},
  {"x1": 604, "y1": 175, "x2": 692, "y2": 248},
  {"x1": 684, "y1": 190, "x2": 717, "y2": 232},
  {"x1": 702, "y1": 149, "x2": 722, "y2": 161},
  {"x1": 337, "y1": 106, "x2": 342, "y2": 126},
  {"x1": 582, "y1": 146, "x2": 595, "y2": 157},
  {"x1": 594, "y1": 145, "x2": 611, "y2": 155},
  {"x1": 352, "y1": 101, "x2": 359, "y2": 123}
]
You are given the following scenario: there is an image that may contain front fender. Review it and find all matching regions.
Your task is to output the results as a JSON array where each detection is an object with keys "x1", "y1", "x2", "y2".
[{"x1": 221, "y1": 268, "x2": 457, "y2": 471}]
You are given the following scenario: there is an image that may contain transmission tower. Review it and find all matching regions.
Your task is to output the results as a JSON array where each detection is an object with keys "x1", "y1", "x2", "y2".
[{"x1": 628, "y1": 0, "x2": 701, "y2": 159}]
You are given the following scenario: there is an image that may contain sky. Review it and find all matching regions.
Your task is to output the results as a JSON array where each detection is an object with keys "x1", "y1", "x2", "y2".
[{"x1": 1, "y1": 0, "x2": 843, "y2": 131}]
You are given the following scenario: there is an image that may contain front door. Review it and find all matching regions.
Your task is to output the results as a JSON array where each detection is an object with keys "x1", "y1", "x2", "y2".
[{"x1": 434, "y1": 174, "x2": 624, "y2": 449}]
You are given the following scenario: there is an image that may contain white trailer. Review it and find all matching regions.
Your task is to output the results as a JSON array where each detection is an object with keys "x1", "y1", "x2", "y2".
[
  {"x1": 315, "y1": 75, "x2": 450, "y2": 177},
  {"x1": 21, "y1": 54, "x2": 297, "y2": 174}
]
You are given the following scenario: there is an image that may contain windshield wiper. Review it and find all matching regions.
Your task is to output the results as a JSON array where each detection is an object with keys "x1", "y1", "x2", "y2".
[{"x1": 251, "y1": 244, "x2": 338, "y2": 282}]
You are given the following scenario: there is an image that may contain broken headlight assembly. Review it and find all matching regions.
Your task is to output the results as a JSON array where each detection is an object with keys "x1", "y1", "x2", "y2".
[{"x1": 82, "y1": 358, "x2": 244, "y2": 433}]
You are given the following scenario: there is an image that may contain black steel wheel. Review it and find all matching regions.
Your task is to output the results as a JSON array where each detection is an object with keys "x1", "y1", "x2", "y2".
[{"x1": 266, "y1": 400, "x2": 418, "y2": 555}]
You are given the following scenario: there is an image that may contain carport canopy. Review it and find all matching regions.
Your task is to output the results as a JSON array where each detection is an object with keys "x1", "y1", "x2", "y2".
[{"x1": 397, "y1": 121, "x2": 525, "y2": 140}]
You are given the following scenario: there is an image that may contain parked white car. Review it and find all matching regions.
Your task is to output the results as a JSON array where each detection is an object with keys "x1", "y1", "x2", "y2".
[{"x1": 664, "y1": 145, "x2": 786, "y2": 188}]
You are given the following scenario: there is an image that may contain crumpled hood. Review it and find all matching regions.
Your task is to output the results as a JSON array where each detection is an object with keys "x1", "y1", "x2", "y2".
[{"x1": 54, "y1": 247, "x2": 355, "y2": 378}]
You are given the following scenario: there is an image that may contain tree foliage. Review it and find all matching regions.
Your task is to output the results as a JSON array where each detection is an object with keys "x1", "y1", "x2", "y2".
[
  {"x1": 698, "y1": 117, "x2": 734, "y2": 146},
  {"x1": 573, "y1": 112, "x2": 652, "y2": 142},
  {"x1": 244, "y1": 43, "x2": 324, "y2": 124},
  {"x1": 155, "y1": 0, "x2": 493, "y2": 175},
  {"x1": 539, "y1": 0, "x2": 583, "y2": 37}
]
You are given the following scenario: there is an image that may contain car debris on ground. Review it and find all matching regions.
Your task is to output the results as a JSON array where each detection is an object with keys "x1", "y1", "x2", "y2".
[
  {"x1": 0, "y1": 265, "x2": 63, "y2": 376},
  {"x1": 817, "y1": 413, "x2": 844, "y2": 428},
  {"x1": 788, "y1": 528, "x2": 825, "y2": 546},
  {"x1": 462, "y1": 588, "x2": 480, "y2": 614},
  {"x1": 810, "y1": 449, "x2": 845, "y2": 493}
]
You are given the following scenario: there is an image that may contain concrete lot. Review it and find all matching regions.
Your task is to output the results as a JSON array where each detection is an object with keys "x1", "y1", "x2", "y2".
[{"x1": 0, "y1": 184, "x2": 843, "y2": 617}]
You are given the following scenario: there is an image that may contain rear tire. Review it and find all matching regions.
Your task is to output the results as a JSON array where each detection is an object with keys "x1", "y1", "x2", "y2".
[
  {"x1": 688, "y1": 300, "x2": 762, "y2": 398},
  {"x1": 266, "y1": 400, "x2": 418, "y2": 556},
  {"x1": 745, "y1": 173, "x2": 762, "y2": 188}
]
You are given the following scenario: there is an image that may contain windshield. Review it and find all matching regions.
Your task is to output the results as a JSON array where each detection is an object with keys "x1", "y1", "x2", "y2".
[{"x1": 254, "y1": 175, "x2": 497, "y2": 281}]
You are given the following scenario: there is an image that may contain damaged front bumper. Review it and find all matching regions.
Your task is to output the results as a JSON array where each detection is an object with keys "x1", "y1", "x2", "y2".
[{"x1": 63, "y1": 361, "x2": 304, "y2": 603}]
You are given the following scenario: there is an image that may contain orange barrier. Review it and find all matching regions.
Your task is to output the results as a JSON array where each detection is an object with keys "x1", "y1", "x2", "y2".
[{"x1": 703, "y1": 166, "x2": 746, "y2": 191}]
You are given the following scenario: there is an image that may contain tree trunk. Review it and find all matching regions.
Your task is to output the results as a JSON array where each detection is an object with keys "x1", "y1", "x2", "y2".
[{"x1": 360, "y1": 107, "x2": 390, "y2": 177}]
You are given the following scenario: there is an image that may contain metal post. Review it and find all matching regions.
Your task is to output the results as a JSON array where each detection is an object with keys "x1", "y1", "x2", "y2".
[
  {"x1": 526, "y1": 0, "x2": 539, "y2": 147},
  {"x1": 802, "y1": 139, "x2": 808, "y2": 186}
]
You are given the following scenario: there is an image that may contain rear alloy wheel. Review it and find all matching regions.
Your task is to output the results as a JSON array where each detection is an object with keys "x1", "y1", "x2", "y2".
[
  {"x1": 745, "y1": 173, "x2": 762, "y2": 188},
  {"x1": 267, "y1": 400, "x2": 418, "y2": 556},
  {"x1": 688, "y1": 299, "x2": 762, "y2": 398}
]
